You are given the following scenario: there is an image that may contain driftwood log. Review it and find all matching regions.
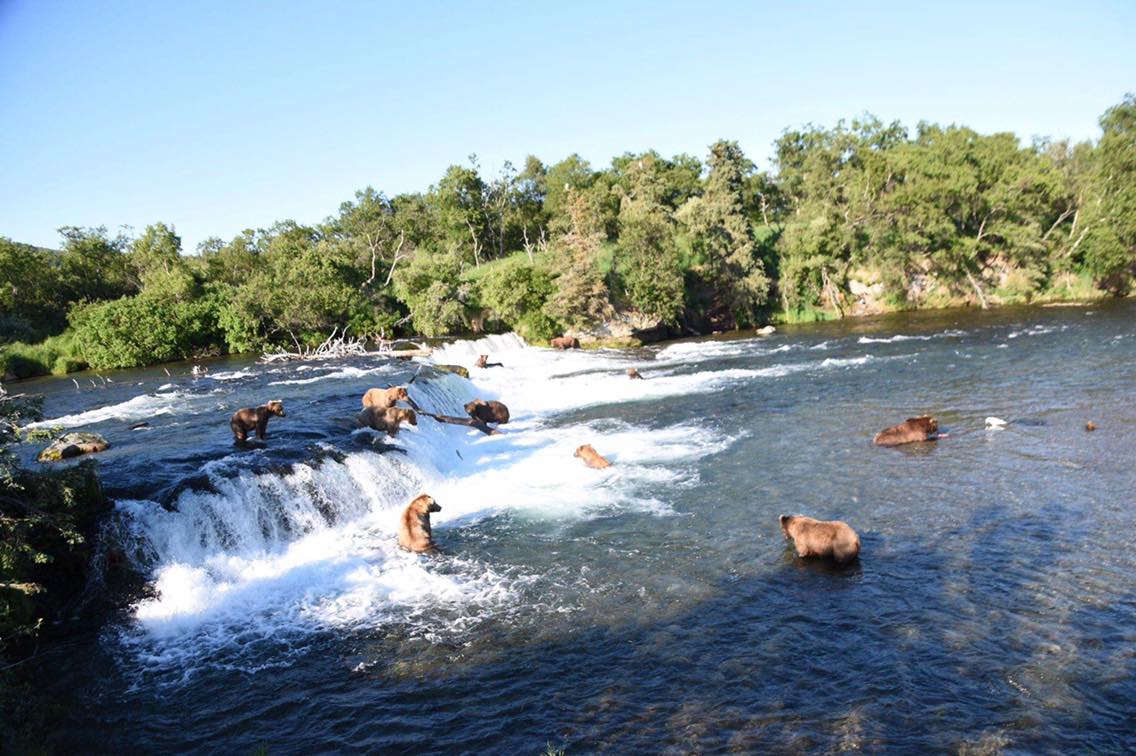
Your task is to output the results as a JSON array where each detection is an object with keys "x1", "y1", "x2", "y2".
[{"x1": 418, "y1": 410, "x2": 500, "y2": 436}]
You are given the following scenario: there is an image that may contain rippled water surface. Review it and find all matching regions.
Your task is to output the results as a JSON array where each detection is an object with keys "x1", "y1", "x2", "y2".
[{"x1": 19, "y1": 302, "x2": 1136, "y2": 753}]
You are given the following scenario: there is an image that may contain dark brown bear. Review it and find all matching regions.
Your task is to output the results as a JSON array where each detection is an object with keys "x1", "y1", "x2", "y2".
[
  {"x1": 780, "y1": 514, "x2": 861, "y2": 564},
  {"x1": 359, "y1": 406, "x2": 417, "y2": 436},
  {"x1": 550, "y1": 336, "x2": 580, "y2": 350},
  {"x1": 464, "y1": 399, "x2": 510, "y2": 425},
  {"x1": 872, "y1": 415, "x2": 938, "y2": 447},
  {"x1": 230, "y1": 400, "x2": 286, "y2": 443},
  {"x1": 398, "y1": 494, "x2": 441, "y2": 553}
]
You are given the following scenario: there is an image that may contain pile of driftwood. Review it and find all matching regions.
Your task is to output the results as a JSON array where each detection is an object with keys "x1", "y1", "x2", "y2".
[{"x1": 261, "y1": 327, "x2": 432, "y2": 363}]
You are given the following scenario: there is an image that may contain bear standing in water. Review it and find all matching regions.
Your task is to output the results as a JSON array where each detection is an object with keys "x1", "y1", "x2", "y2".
[
  {"x1": 873, "y1": 415, "x2": 938, "y2": 446},
  {"x1": 398, "y1": 494, "x2": 441, "y2": 553},
  {"x1": 361, "y1": 386, "x2": 410, "y2": 410},
  {"x1": 550, "y1": 336, "x2": 580, "y2": 350},
  {"x1": 359, "y1": 406, "x2": 417, "y2": 437},
  {"x1": 474, "y1": 355, "x2": 503, "y2": 368},
  {"x1": 780, "y1": 515, "x2": 861, "y2": 563},
  {"x1": 230, "y1": 400, "x2": 286, "y2": 443}
]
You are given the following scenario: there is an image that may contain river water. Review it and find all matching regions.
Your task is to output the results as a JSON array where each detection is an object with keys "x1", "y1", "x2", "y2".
[{"x1": 16, "y1": 302, "x2": 1136, "y2": 753}]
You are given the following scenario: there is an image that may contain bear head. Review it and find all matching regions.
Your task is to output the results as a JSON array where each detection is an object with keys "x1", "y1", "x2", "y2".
[
  {"x1": 410, "y1": 494, "x2": 441, "y2": 514},
  {"x1": 908, "y1": 415, "x2": 937, "y2": 434},
  {"x1": 266, "y1": 400, "x2": 285, "y2": 417}
]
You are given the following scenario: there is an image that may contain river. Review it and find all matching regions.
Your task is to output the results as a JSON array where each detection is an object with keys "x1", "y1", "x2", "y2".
[{"x1": 16, "y1": 301, "x2": 1136, "y2": 752}]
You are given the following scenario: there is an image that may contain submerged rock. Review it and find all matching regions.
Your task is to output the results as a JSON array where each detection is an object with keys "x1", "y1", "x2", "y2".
[{"x1": 38, "y1": 432, "x2": 110, "y2": 462}]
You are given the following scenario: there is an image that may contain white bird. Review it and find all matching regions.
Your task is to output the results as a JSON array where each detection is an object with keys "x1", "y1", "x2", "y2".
[{"x1": 985, "y1": 416, "x2": 1008, "y2": 429}]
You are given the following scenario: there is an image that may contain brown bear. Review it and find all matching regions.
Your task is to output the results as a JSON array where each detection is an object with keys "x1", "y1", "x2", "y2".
[
  {"x1": 551, "y1": 336, "x2": 580, "y2": 350},
  {"x1": 1085, "y1": 421, "x2": 1097, "y2": 432},
  {"x1": 398, "y1": 494, "x2": 441, "y2": 553},
  {"x1": 474, "y1": 355, "x2": 503, "y2": 369},
  {"x1": 873, "y1": 415, "x2": 938, "y2": 446},
  {"x1": 780, "y1": 515, "x2": 861, "y2": 564},
  {"x1": 361, "y1": 386, "x2": 410, "y2": 410},
  {"x1": 627, "y1": 368, "x2": 643, "y2": 380},
  {"x1": 359, "y1": 406, "x2": 418, "y2": 437},
  {"x1": 464, "y1": 399, "x2": 510, "y2": 425},
  {"x1": 230, "y1": 400, "x2": 285, "y2": 443},
  {"x1": 574, "y1": 444, "x2": 611, "y2": 469}
]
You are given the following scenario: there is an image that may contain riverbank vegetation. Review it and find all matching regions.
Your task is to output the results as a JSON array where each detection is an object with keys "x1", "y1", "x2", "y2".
[
  {"x1": 3, "y1": 96, "x2": 1134, "y2": 378},
  {"x1": 0, "y1": 388, "x2": 109, "y2": 745}
]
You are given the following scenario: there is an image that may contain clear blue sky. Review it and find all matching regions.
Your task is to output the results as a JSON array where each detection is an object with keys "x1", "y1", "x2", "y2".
[{"x1": 2, "y1": 1, "x2": 1134, "y2": 254}]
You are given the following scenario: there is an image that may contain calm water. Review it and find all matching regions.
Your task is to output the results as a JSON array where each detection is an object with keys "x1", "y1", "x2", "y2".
[{"x1": 17, "y1": 302, "x2": 1136, "y2": 753}]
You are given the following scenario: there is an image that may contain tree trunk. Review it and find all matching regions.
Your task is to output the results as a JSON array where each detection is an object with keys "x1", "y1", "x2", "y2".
[{"x1": 965, "y1": 268, "x2": 989, "y2": 309}]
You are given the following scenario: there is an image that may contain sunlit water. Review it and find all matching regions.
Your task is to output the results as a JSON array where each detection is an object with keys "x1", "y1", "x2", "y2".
[{"x1": 16, "y1": 302, "x2": 1136, "y2": 753}]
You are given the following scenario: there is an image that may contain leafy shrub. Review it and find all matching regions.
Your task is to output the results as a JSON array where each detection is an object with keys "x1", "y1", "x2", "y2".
[{"x1": 69, "y1": 294, "x2": 224, "y2": 369}]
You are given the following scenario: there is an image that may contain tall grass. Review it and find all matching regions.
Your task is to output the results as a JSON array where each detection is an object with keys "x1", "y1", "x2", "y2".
[{"x1": 0, "y1": 330, "x2": 87, "y2": 380}]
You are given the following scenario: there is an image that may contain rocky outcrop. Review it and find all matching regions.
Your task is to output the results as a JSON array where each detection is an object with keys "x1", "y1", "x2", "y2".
[
  {"x1": 566, "y1": 310, "x2": 671, "y2": 347},
  {"x1": 38, "y1": 432, "x2": 109, "y2": 462},
  {"x1": 432, "y1": 364, "x2": 470, "y2": 379}
]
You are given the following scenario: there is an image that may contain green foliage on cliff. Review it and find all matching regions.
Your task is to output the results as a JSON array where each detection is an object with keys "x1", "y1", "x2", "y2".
[{"x1": 2, "y1": 95, "x2": 1135, "y2": 374}]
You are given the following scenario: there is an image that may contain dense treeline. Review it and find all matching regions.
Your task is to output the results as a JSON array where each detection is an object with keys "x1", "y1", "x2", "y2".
[{"x1": 2, "y1": 95, "x2": 1134, "y2": 376}]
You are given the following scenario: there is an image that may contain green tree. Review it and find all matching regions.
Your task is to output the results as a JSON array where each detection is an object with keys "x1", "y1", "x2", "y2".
[
  {"x1": 614, "y1": 154, "x2": 685, "y2": 321},
  {"x1": 543, "y1": 189, "x2": 612, "y2": 328},
  {"x1": 56, "y1": 226, "x2": 135, "y2": 304},
  {"x1": 130, "y1": 223, "x2": 196, "y2": 301},
  {"x1": 393, "y1": 253, "x2": 470, "y2": 337},
  {"x1": 678, "y1": 140, "x2": 770, "y2": 326},
  {"x1": 1079, "y1": 94, "x2": 1136, "y2": 291}
]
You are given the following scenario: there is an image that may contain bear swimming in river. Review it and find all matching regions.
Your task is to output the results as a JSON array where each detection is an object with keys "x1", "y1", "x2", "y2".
[
  {"x1": 574, "y1": 444, "x2": 611, "y2": 469},
  {"x1": 398, "y1": 494, "x2": 441, "y2": 553},
  {"x1": 359, "y1": 406, "x2": 417, "y2": 437},
  {"x1": 780, "y1": 514, "x2": 860, "y2": 564},
  {"x1": 230, "y1": 400, "x2": 285, "y2": 443},
  {"x1": 464, "y1": 399, "x2": 510, "y2": 425},
  {"x1": 551, "y1": 336, "x2": 580, "y2": 350},
  {"x1": 873, "y1": 415, "x2": 938, "y2": 446},
  {"x1": 627, "y1": 368, "x2": 643, "y2": 380},
  {"x1": 361, "y1": 386, "x2": 410, "y2": 410},
  {"x1": 474, "y1": 355, "x2": 503, "y2": 368}
]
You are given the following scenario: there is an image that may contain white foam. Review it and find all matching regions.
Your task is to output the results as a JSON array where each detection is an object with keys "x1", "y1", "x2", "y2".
[
  {"x1": 209, "y1": 369, "x2": 257, "y2": 381},
  {"x1": 268, "y1": 364, "x2": 398, "y2": 386},
  {"x1": 26, "y1": 391, "x2": 187, "y2": 429},
  {"x1": 858, "y1": 329, "x2": 966, "y2": 344}
]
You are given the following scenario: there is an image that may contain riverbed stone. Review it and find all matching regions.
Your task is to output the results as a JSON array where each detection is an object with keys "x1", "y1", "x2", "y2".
[
  {"x1": 433, "y1": 364, "x2": 470, "y2": 379},
  {"x1": 38, "y1": 432, "x2": 110, "y2": 462}
]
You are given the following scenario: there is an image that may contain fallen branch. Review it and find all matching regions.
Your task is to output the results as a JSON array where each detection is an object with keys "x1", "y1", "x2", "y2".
[{"x1": 415, "y1": 408, "x2": 499, "y2": 435}]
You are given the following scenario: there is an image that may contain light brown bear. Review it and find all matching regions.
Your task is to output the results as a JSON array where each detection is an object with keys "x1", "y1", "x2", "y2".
[
  {"x1": 873, "y1": 415, "x2": 938, "y2": 446},
  {"x1": 359, "y1": 406, "x2": 418, "y2": 437},
  {"x1": 230, "y1": 400, "x2": 285, "y2": 443},
  {"x1": 361, "y1": 386, "x2": 410, "y2": 410},
  {"x1": 627, "y1": 368, "x2": 643, "y2": 380},
  {"x1": 780, "y1": 515, "x2": 861, "y2": 564},
  {"x1": 551, "y1": 336, "x2": 580, "y2": 350},
  {"x1": 574, "y1": 444, "x2": 612, "y2": 469},
  {"x1": 474, "y1": 355, "x2": 503, "y2": 369},
  {"x1": 464, "y1": 399, "x2": 510, "y2": 425},
  {"x1": 398, "y1": 494, "x2": 441, "y2": 553}
]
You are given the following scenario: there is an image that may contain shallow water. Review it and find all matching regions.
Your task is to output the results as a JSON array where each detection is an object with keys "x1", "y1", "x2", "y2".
[{"x1": 18, "y1": 302, "x2": 1136, "y2": 753}]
